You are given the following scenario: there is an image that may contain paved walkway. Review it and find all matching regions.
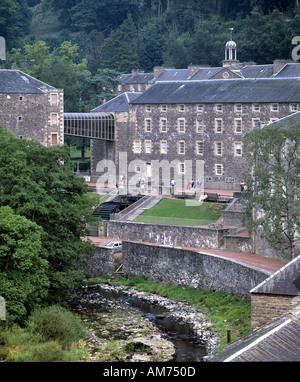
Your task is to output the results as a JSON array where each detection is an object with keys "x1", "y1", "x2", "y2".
[{"x1": 86, "y1": 236, "x2": 286, "y2": 275}]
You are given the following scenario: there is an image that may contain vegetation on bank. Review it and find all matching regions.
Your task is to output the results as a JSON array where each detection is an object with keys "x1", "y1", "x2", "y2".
[
  {"x1": 0, "y1": 305, "x2": 89, "y2": 362},
  {"x1": 91, "y1": 276, "x2": 251, "y2": 354}
]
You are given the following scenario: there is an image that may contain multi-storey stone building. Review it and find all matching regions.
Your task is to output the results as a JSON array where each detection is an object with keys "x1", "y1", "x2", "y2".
[
  {"x1": 0, "y1": 70, "x2": 64, "y2": 147},
  {"x1": 92, "y1": 37, "x2": 300, "y2": 191}
]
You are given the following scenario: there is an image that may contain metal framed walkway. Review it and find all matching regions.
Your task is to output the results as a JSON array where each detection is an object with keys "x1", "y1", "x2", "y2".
[{"x1": 64, "y1": 112, "x2": 115, "y2": 140}]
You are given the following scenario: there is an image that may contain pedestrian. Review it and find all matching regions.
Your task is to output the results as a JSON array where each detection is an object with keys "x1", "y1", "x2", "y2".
[
  {"x1": 191, "y1": 178, "x2": 195, "y2": 188},
  {"x1": 240, "y1": 180, "x2": 245, "y2": 192},
  {"x1": 187, "y1": 179, "x2": 190, "y2": 190}
]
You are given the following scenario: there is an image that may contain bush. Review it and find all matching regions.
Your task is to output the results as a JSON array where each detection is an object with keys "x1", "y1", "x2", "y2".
[
  {"x1": 28, "y1": 305, "x2": 86, "y2": 349},
  {"x1": 14, "y1": 341, "x2": 75, "y2": 362}
]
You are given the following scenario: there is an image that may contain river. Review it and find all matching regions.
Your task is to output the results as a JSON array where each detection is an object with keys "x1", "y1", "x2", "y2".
[{"x1": 69, "y1": 283, "x2": 219, "y2": 362}]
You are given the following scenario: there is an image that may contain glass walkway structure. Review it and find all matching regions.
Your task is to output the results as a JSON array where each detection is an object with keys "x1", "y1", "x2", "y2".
[{"x1": 64, "y1": 113, "x2": 115, "y2": 140}]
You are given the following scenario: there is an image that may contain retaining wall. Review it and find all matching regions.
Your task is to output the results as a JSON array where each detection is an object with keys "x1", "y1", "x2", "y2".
[
  {"x1": 106, "y1": 220, "x2": 229, "y2": 249},
  {"x1": 121, "y1": 241, "x2": 269, "y2": 300}
]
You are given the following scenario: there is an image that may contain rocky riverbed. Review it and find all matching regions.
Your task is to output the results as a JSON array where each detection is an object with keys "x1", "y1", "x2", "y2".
[{"x1": 69, "y1": 283, "x2": 220, "y2": 362}]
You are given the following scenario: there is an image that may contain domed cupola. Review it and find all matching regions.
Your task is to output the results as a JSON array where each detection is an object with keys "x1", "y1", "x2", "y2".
[{"x1": 223, "y1": 28, "x2": 239, "y2": 69}]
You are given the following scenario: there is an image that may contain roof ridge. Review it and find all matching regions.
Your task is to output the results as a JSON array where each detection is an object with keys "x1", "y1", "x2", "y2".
[{"x1": 250, "y1": 254, "x2": 300, "y2": 294}]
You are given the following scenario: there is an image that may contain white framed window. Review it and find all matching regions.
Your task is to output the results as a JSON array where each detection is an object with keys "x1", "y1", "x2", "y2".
[
  {"x1": 196, "y1": 141, "x2": 204, "y2": 155},
  {"x1": 252, "y1": 103, "x2": 260, "y2": 112},
  {"x1": 235, "y1": 104, "x2": 242, "y2": 112},
  {"x1": 178, "y1": 163, "x2": 185, "y2": 174},
  {"x1": 215, "y1": 142, "x2": 222, "y2": 156},
  {"x1": 133, "y1": 140, "x2": 141, "y2": 153},
  {"x1": 161, "y1": 105, "x2": 167, "y2": 112},
  {"x1": 215, "y1": 118, "x2": 223, "y2": 133},
  {"x1": 271, "y1": 103, "x2": 279, "y2": 112},
  {"x1": 215, "y1": 164, "x2": 223, "y2": 176},
  {"x1": 160, "y1": 140, "x2": 167, "y2": 154},
  {"x1": 234, "y1": 119, "x2": 242, "y2": 133},
  {"x1": 178, "y1": 104, "x2": 185, "y2": 112},
  {"x1": 145, "y1": 118, "x2": 152, "y2": 132},
  {"x1": 252, "y1": 119, "x2": 261, "y2": 129},
  {"x1": 145, "y1": 105, "x2": 151, "y2": 112},
  {"x1": 178, "y1": 141, "x2": 185, "y2": 154},
  {"x1": 178, "y1": 118, "x2": 185, "y2": 133},
  {"x1": 145, "y1": 140, "x2": 152, "y2": 153},
  {"x1": 290, "y1": 103, "x2": 298, "y2": 112},
  {"x1": 234, "y1": 142, "x2": 242, "y2": 156},
  {"x1": 197, "y1": 104, "x2": 204, "y2": 112},
  {"x1": 196, "y1": 120, "x2": 204, "y2": 133},
  {"x1": 51, "y1": 113, "x2": 58, "y2": 125},
  {"x1": 135, "y1": 164, "x2": 141, "y2": 173},
  {"x1": 50, "y1": 93, "x2": 58, "y2": 105},
  {"x1": 51, "y1": 133, "x2": 58, "y2": 145},
  {"x1": 160, "y1": 119, "x2": 167, "y2": 132},
  {"x1": 215, "y1": 104, "x2": 223, "y2": 112}
]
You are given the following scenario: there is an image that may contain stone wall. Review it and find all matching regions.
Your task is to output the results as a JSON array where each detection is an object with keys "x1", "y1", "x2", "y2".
[
  {"x1": 106, "y1": 220, "x2": 229, "y2": 249},
  {"x1": 83, "y1": 247, "x2": 119, "y2": 277},
  {"x1": 122, "y1": 241, "x2": 269, "y2": 300},
  {"x1": 251, "y1": 293, "x2": 296, "y2": 329},
  {"x1": 0, "y1": 89, "x2": 64, "y2": 147}
]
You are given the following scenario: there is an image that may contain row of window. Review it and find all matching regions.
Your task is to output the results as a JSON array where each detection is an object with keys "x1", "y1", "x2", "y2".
[
  {"x1": 144, "y1": 103, "x2": 299, "y2": 113},
  {"x1": 17, "y1": 93, "x2": 60, "y2": 105},
  {"x1": 134, "y1": 161, "x2": 224, "y2": 176},
  {"x1": 16, "y1": 113, "x2": 60, "y2": 125},
  {"x1": 143, "y1": 117, "x2": 279, "y2": 134},
  {"x1": 133, "y1": 140, "x2": 243, "y2": 156}
]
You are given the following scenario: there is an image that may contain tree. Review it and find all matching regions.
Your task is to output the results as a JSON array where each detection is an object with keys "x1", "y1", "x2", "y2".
[
  {"x1": 100, "y1": 13, "x2": 139, "y2": 72},
  {"x1": 0, "y1": 206, "x2": 49, "y2": 323},
  {"x1": 0, "y1": 127, "x2": 97, "y2": 306},
  {"x1": 243, "y1": 118, "x2": 300, "y2": 260},
  {"x1": 10, "y1": 40, "x2": 90, "y2": 112}
]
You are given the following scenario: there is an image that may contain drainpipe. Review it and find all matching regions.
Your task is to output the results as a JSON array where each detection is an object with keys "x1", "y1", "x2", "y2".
[{"x1": 227, "y1": 329, "x2": 231, "y2": 344}]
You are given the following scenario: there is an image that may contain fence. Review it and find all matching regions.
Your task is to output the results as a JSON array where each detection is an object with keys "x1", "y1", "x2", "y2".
[{"x1": 133, "y1": 215, "x2": 212, "y2": 226}]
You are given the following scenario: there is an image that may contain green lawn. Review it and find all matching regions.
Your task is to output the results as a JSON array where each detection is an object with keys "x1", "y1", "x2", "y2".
[{"x1": 134, "y1": 198, "x2": 224, "y2": 226}]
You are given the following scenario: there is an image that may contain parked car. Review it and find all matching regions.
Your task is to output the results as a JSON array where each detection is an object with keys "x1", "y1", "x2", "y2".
[{"x1": 104, "y1": 241, "x2": 122, "y2": 252}]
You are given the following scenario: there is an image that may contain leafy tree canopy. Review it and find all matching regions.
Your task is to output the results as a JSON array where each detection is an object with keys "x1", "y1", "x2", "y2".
[
  {"x1": 243, "y1": 119, "x2": 300, "y2": 260},
  {"x1": 0, "y1": 127, "x2": 98, "y2": 318}
]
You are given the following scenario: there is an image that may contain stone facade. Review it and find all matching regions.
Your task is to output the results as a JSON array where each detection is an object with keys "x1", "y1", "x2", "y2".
[
  {"x1": 0, "y1": 70, "x2": 64, "y2": 147},
  {"x1": 128, "y1": 100, "x2": 297, "y2": 190},
  {"x1": 250, "y1": 293, "x2": 296, "y2": 329}
]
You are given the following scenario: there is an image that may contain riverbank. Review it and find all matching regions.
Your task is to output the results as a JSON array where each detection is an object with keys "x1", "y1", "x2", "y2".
[{"x1": 71, "y1": 282, "x2": 221, "y2": 361}]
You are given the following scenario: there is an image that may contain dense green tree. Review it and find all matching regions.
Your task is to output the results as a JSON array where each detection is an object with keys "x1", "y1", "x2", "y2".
[
  {"x1": 100, "y1": 13, "x2": 139, "y2": 72},
  {"x1": 243, "y1": 119, "x2": 300, "y2": 260},
  {"x1": 0, "y1": 127, "x2": 97, "y2": 307},
  {"x1": 0, "y1": 0, "x2": 32, "y2": 49},
  {"x1": 138, "y1": 22, "x2": 164, "y2": 71},
  {"x1": 0, "y1": 206, "x2": 49, "y2": 323}
]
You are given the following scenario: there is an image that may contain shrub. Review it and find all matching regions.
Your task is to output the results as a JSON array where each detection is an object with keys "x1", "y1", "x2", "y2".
[
  {"x1": 28, "y1": 305, "x2": 86, "y2": 349},
  {"x1": 14, "y1": 341, "x2": 78, "y2": 362}
]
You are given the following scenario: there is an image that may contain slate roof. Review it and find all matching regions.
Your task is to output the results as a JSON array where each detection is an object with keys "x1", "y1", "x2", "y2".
[
  {"x1": 189, "y1": 67, "x2": 224, "y2": 80},
  {"x1": 239, "y1": 64, "x2": 274, "y2": 78},
  {"x1": 153, "y1": 69, "x2": 189, "y2": 82},
  {"x1": 250, "y1": 254, "x2": 300, "y2": 296},
  {"x1": 131, "y1": 78, "x2": 300, "y2": 104},
  {"x1": 92, "y1": 92, "x2": 142, "y2": 112},
  {"x1": 0, "y1": 69, "x2": 55, "y2": 93},
  {"x1": 212, "y1": 308, "x2": 300, "y2": 362},
  {"x1": 118, "y1": 73, "x2": 154, "y2": 84},
  {"x1": 275, "y1": 63, "x2": 300, "y2": 78}
]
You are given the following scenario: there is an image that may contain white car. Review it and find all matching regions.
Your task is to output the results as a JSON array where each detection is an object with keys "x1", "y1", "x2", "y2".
[{"x1": 104, "y1": 241, "x2": 122, "y2": 252}]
